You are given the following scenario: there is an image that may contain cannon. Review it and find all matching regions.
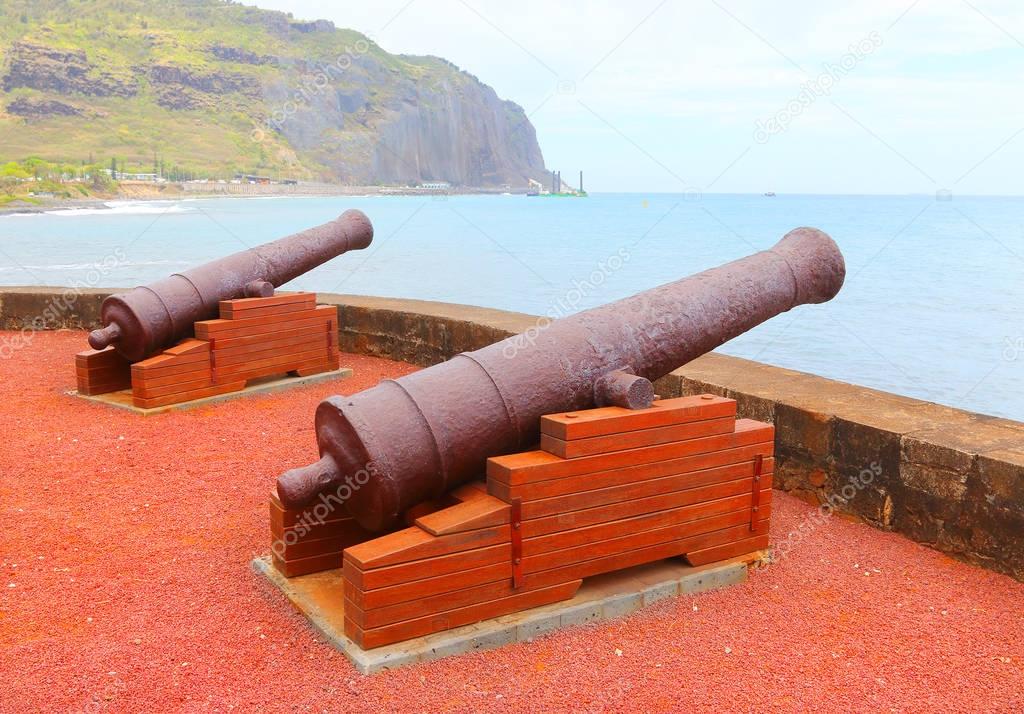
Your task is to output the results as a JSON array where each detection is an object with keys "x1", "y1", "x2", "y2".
[
  {"x1": 88, "y1": 209, "x2": 373, "y2": 361},
  {"x1": 277, "y1": 227, "x2": 846, "y2": 531}
]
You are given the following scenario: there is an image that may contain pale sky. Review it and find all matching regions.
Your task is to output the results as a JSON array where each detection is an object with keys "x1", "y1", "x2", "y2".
[{"x1": 244, "y1": 0, "x2": 1024, "y2": 195}]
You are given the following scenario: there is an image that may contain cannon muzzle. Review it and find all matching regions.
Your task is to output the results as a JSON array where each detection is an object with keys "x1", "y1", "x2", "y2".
[
  {"x1": 277, "y1": 226, "x2": 845, "y2": 531},
  {"x1": 88, "y1": 209, "x2": 373, "y2": 361}
]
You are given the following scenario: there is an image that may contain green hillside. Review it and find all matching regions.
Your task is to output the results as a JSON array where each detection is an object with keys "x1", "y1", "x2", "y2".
[{"x1": 0, "y1": 0, "x2": 548, "y2": 186}]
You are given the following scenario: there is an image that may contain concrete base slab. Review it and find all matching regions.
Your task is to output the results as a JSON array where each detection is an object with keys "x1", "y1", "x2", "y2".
[
  {"x1": 252, "y1": 550, "x2": 767, "y2": 674},
  {"x1": 71, "y1": 368, "x2": 353, "y2": 415}
]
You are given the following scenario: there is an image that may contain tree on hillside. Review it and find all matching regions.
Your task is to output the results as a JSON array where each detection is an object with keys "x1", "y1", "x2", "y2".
[
  {"x1": 0, "y1": 162, "x2": 29, "y2": 196},
  {"x1": 0, "y1": 162, "x2": 32, "y2": 180},
  {"x1": 89, "y1": 164, "x2": 115, "y2": 191}
]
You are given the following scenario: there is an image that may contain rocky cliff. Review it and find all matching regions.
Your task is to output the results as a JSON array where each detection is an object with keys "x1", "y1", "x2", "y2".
[{"x1": 0, "y1": 0, "x2": 548, "y2": 187}]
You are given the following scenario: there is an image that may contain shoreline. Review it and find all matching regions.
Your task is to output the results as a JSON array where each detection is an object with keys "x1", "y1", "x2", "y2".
[
  {"x1": 0, "y1": 182, "x2": 523, "y2": 216},
  {"x1": 0, "y1": 197, "x2": 114, "y2": 216}
]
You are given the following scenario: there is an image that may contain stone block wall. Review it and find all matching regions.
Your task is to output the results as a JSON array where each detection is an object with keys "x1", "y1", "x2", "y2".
[
  {"x1": 0, "y1": 286, "x2": 109, "y2": 331},
  {"x1": 653, "y1": 355, "x2": 1024, "y2": 580}
]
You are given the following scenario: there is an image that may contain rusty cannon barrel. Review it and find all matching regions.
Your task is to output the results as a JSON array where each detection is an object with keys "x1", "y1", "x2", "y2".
[
  {"x1": 88, "y1": 209, "x2": 373, "y2": 361},
  {"x1": 277, "y1": 226, "x2": 845, "y2": 531}
]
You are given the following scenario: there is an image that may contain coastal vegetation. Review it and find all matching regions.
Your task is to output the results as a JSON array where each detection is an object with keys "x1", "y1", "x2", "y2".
[
  {"x1": 0, "y1": 157, "x2": 111, "y2": 203},
  {"x1": 0, "y1": 155, "x2": 191, "y2": 205}
]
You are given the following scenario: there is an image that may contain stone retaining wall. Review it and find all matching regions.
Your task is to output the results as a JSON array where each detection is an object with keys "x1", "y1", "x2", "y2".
[{"x1": 2, "y1": 287, "x2": 1021, "y2": 580}]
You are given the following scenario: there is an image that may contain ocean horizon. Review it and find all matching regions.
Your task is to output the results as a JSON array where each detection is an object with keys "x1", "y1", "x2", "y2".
[{"x1": 1, "y1": 192, "x2": 1021, "y2": 421}]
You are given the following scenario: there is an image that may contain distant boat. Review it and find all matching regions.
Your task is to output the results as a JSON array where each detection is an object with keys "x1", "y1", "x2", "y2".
[{"x1": 763, "y1": 191, "x2": 776, "y2": 197}]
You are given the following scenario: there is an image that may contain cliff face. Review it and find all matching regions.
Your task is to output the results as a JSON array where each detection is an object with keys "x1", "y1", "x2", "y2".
[
  {"x1": 0, "y1": 0, "x2": 548, "y2": 187},
  {"x1": 2, "y1": 41, "x2": 138, "y2": 98},
  {"x1": 369, "y1": 68, "x2": 547, "y2": 187},
  {"x1": 262, "y1": 53, "x2": 547, "y2": 186}
]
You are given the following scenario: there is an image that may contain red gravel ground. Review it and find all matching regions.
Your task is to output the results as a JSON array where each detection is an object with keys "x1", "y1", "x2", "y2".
[{"x1": 1, "y1": 329, "x2": 1022, "y2": 713}]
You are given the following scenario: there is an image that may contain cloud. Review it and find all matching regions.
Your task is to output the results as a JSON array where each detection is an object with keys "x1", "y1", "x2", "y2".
[{"x1": 242, "y1": 0, "x2": 1024, "y2": 193}]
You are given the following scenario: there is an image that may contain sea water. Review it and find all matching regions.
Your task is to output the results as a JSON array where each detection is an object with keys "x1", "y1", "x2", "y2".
[{"x1": 0, "y1": 193, "x2": 1021, "y2": 421}]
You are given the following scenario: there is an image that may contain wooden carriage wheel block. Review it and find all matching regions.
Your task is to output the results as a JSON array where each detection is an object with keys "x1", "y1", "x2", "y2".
[
  {"x1": 75, "y1": 347, "x2": 131, "y2": 395},
  {"x1": 334, "y1": 396, "x2": 774, "y2": 650},
  {"x1": 120, "y1": 293, "x2": 341, "y2": 408}
]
